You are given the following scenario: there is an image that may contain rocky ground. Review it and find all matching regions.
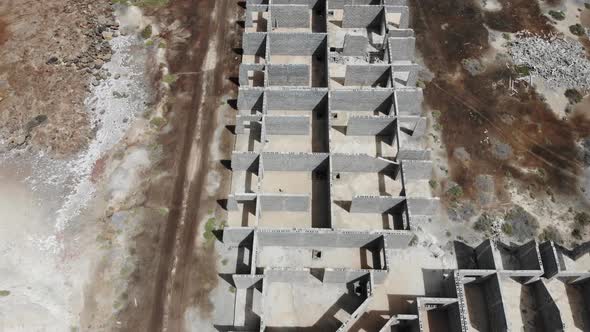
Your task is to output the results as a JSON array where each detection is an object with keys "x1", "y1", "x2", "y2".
[
  {"x1": 1, "y1": 0, "x2": 240, "y2": 331},
  {"x1": 410, "y1": 0, "x2": 590, "y2": 256}
]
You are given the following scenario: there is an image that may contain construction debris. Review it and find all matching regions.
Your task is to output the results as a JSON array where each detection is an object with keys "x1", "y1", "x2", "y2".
[{"x1": 507, "y1": 32, "x2": 590, "y2": 91}]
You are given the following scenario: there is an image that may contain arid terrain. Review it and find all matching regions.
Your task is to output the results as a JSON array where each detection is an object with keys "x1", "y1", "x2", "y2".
[{"x1": 0, "y1": 0, "x2": 589, "y2": 331}]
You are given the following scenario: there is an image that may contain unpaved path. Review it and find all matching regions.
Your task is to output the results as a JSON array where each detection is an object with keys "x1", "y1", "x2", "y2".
[{"x1": 115, "y1": 0, "x2": 241, "y2": 331}]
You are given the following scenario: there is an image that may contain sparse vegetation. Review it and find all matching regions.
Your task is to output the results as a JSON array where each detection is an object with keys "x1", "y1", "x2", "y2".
[
  {"x1": 539, "y1": 226, "x2": 563, "y2": 244},
  {"x1": 163, "y1": 74, "x2": 178, "y2": 84},
  {"x1": 548, "y1": 10, "x2": 566, "y2": 21},
  {"x1": 221, "y1": 258, "x2": 228, "y2": 266},
  {"x1": 446, "y1": 185, "x2": 463, "y2": 200},
  {"x1": 514, "y1": 64, "x2": 533, "y2": 76},
  {"x1": 408, "y1": 235, "x2": 419, "y2": 247},
  {"x1": 204, "y1": 217, "x2": 217, "y2": 241},
  {"x1": 504, "y1": 205, "x2": 540, "y2": 242},
  {"x1": 574, "y1": 211, "x2": 590, "y2": 226},
  {"x1": 571, "y1": 227, "x2": 582, "y2": 240},
  {"x1": 141, "y1": 25, "x2": 153, "y2": 39},
  {"x1": 569, "y1": 24, "x2": 586, "y2": 36},
  {"x1": 473, "y1": 213, "x2": 495, "y2": 234},
  {"x1": 133, "y1": 0, "x2": 169, "y2": 7},
  {"x1": 0, "y1": 290, "x2": 10, "y2": 297},
  {"x1": 502, "y1": 32, "x2": 511, "y2": 40},
  {"x1": 565, "y1": 88, "x2": 583, "y2": 104},
  {"x1": 501, "y1": 222, "x2": 513, "y2": 235},
  {"x1": 229, "y1": 286, "x2": 236, "y2": 293},
  {"x1": 150, "y1": 116, "x2": 167, "y2": 128},
  {"x1": 429, "y1": 179, "x2": 437, "y2": 189},
  {"x1": 145, "y1": 39, "x2": 154, "y2": 46},
  {"x1": 157, "y1": 206, "x2": 169, "y2": 217},
  {"x1": 586, "y1": 3, "x2": 590, "y2": 9},
  {"x1": 158, "y1": 41, "x2": 167, "y2": 49}
]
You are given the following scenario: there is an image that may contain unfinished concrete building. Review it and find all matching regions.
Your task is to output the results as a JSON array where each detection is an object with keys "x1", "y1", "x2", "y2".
[
  {"x1": 220, "y1": 1, "x2": 590, "y2": 331},
  {"x1": 223, "y1": 0, "x2": 436, "y2": 331}
]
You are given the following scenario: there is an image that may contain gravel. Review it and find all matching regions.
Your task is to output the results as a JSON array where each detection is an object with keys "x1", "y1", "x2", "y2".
[{"x1": 507, "y1": 32, "x2": 590, "y2": 90}]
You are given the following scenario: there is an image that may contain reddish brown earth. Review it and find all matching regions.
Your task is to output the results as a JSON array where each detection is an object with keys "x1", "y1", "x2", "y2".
[
  {"x1": 115, "y1": 0, "x2": 241, "y2": 331},
  {"x1": 410, "y1": 0, "x2": 590, "y2": 204}
]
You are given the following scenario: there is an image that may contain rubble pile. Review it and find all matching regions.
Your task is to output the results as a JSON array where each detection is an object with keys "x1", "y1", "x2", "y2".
[{"x1": 507, "y1": 33, "x2": 590, "y2": 90}]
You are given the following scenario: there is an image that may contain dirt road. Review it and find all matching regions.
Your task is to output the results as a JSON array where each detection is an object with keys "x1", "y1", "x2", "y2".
[{"x1": 116, "y1": 0, "x2": 241, "y2": 331}]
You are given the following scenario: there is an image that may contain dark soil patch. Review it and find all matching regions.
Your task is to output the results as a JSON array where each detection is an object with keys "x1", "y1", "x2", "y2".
[
  {"x1": 0, "y1": 17, "x2": 8, "y2": 46},
  {"x1": 484, "y1": 0, "x2": 554, "y2": 33},
  {"x1": 410, "y1": 0, "x2": 590, "y2": 204}
]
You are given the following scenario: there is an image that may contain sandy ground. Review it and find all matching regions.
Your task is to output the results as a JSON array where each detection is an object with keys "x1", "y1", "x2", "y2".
[{"x1": 0, "y1": 1, "x2": 177, "y2": 330}]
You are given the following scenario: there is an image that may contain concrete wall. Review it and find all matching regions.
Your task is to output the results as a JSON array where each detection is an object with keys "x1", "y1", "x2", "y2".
[
  {"x1": 483, "y1": 274, "x2": 509, "y2": 332},
  {"x1": 384, "y1": 0, "x2": 408, "y2": 5},
  {"x1": 401, "y1": 160, "x2": 431, "y2": 180},
  {"x1": 272, "y1": 0, "x2": 322, "y2": 8},
  {"x1": 406, "y1": 198, "x2": 439, "y2": 217},
  {"x1": 386, "y1": 29, "x2": 414, "y2": 38},
  {"x1": 516, "y1": 240, "x2": 543, "y2": 271},
  {"x1": 257, "y1": 229, "x2": 384, "y2": 248},
  {"x1": 330, "y1": 90, "x2": 393, "y2": 113},
  {"x1": 235, "y1": 115, "x2": 262, "y2": 134},
  {"x1": 261, "y1": 152, "x2": 328, "y2": 171},
  {"x1": 397, "y1": 149, "x2": 431, "y2": 161},
  {"x1": 267, "y1": 64, "x2": 310, "y2": 86},
  {"x1": 350, "y1": 195, "x2": 405, "y2": 213},
  {"x1": 344, "y1": 65, "x2": 391, "y2": 87},
  {"x1": 332, "y1": 153, "x2": 398, "y2": 172},
  {"x1": 329, "y1": 0, "x2": 381, "y2": 9},
  {"x1": 270, "y1": 5, "x2": 310, "y2": 29},
  {"x1": 533, "y1": 280, "x2": 564, "y2": 332},
  {"x1": 238, "y1": 88, "x2": 264, "y2": 112},
  {"x1": 392, "y1": 62, "x2": 419, "y2": 86},
  {"x1": 342, "y1": 5, "x2": 384, "y2": 28},
  {"x1": 384, "y1": 6, "x2": 409, "y2": 29},
  {"x1": 239, "y1": 64, "x2": 265, "y2": 86},
  {"x1": 232, "y1": 152, "x2": 260, "y2": 171},
  {"x1": 475, "y1": 240, "x2": 497, "y2": 270},
  {"x1": 539, "y1": 241, "x2": 559, "y2": 278},
  {"x1": 266, "y1": 88, "x2": 327, "y2": 110},
  {"x1": 265, "y1": 115, "x2": 310, "y2": 135},
  {"x1": 233, "y1": 274, "x2": 264, "y2": 289},
  {"x1": 388, "y1": 36, "x2": 415, "y2": 61},
  {"x1": 227, "y1": 193, "x2": 257, "y2": 211},
  {"x1": 394, "y1": 88, "x2": 423, "y2": 116},
  {"x1": 223, "y1": 227, "x2": 255, "y2": 246},
  {"x1": 383, "y1": 231, "x2": 413, "y2": 249},
  {"x1": 243, "y1": 32, "x2": 267, "y2": 56},
  {"x1": 323, "y1": 269, "x2": 371, "y2": 283},
  {"x1": 258, "y1": 193, "x2": 310, "y2": 211},
  {"x1": 336, "y1": 296, "x2": 373, "y2": 331},
  {"x1": 265, "y1": 268, "x2": 314, "y2": 283},
  {"x1": 346, "y1": 116, "x2": 396, "y2": 136},
  {"x1": 343, "y1": 33, "x2": 369, "y2": 56},
  {"x1": 268, "y1": 33, "x2": 326, "y2": 55},
  {"x1": 398, "y1": 115, "x2": 426, "y2": 136}
]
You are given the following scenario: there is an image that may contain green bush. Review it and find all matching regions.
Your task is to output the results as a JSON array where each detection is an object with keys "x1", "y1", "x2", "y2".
[
  {"x1": 446, "y1": 185, "x2": 463, "y2": 200},
  {"x1": 539, "y1": 226, "x2": 563, "y2": 244},
  {"x1": 565, "y1": 89, "x2": 583, "y2": 104},
  {"x1": 163, "y1": 74, "x2": 177, "y2": 84},
  {"x1": 548, "y1": 10, "x2": 566, "y2": 20},
  {"x1": 429, "y1": 180, "x2": 437, "y2": 189},
  {"x1": 474, "y1": 213, "x2": 495, "y2": 234},
  {"x1": 569, "y1": 24, "x2": 586, "y2": 36},
  {"x1": 141, "y1": 25, "x2": 152, "y2": 39},
  {"x1": 501, "y1": 223, "x2": 513, "y2": 235}
]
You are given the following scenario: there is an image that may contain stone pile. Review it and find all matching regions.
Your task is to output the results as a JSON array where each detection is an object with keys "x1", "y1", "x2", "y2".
[{"x1": 507, "y1": 33, "x2": 590, "y2": 91}]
